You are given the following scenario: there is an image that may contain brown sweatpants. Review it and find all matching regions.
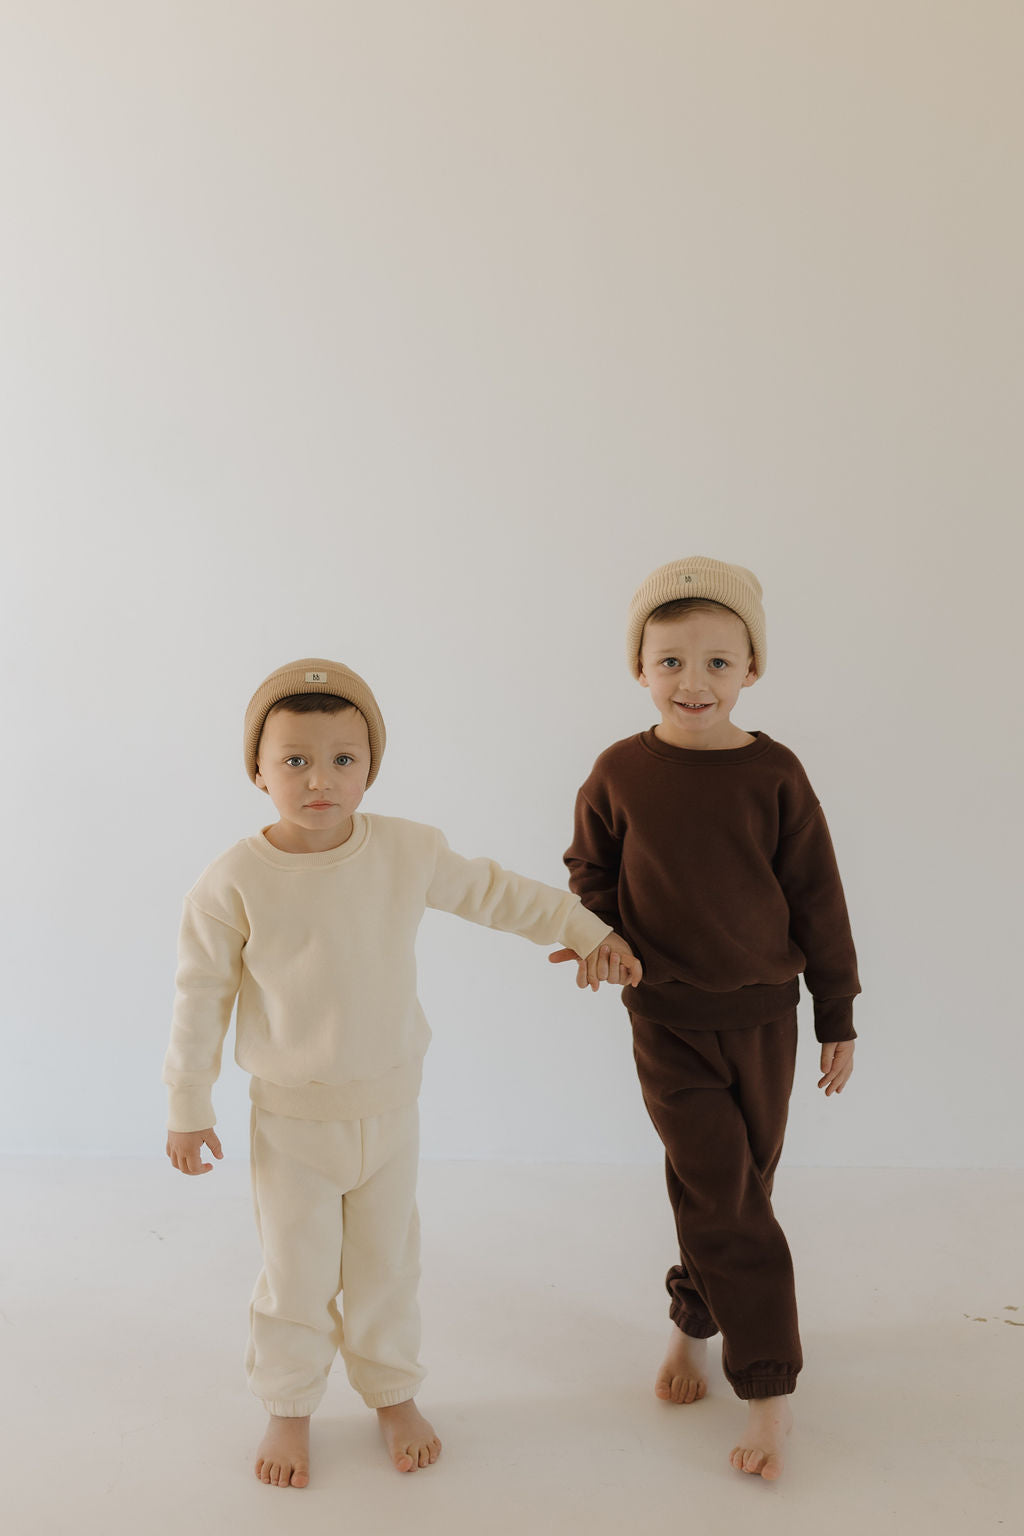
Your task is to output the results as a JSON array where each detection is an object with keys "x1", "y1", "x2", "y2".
[{"x1": 630, "y1": 1007, "x2": 802, "y2": 1400}]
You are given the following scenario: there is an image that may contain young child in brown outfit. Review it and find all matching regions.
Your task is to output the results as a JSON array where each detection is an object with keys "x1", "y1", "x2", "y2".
[{"x1": 554, "y1": 556, "x2": 861, "y2": 1482}]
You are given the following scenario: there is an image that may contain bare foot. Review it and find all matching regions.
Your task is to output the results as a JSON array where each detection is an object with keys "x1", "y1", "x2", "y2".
[
  {"x1": 377, "y1": 1398, "x2": 442, "y2": 1473},
  {"x1": 254, "y1": 1413, "x2": 310, "y2": 1488},
  {"x1": 729, "y1": 1394, "x2": 793, "y2": 1480},
  {"x1": 655, "y1": 1327, "x2": 709, "y2": 1404}
]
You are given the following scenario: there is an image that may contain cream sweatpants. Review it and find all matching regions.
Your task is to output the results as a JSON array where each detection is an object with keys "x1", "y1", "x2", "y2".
[{"x1": 245, "y1": 1099, "x2": 424, "y2": 1416}]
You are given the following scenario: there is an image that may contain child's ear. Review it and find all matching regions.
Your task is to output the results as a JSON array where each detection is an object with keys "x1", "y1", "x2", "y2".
[
  {"x1": 254, "y1": 769, "x2": 270, "y2": 793},
  {"x1": 638, "y1": 666, "x2": 650, "y2": 689}
]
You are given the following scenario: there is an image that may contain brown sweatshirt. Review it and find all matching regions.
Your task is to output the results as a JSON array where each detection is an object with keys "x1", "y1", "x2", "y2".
[{"x1": 564, "y1": 729, "x2": 860, "y2": 1042}]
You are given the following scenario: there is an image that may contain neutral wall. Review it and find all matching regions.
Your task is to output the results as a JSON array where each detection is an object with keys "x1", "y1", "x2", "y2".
[{"x1": 2, "y1": 2, "x2": 1021, "y2": 1166}]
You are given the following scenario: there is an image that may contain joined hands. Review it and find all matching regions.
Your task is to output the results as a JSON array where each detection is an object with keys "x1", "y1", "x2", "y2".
[{"x1": 549, "y1": 934, "x2": 643, "y2": 992}]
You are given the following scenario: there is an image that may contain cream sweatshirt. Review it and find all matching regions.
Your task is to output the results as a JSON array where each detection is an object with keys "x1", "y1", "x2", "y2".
[{"x1": 163, "y1": 812, "x2": 613, "y2": 1131}]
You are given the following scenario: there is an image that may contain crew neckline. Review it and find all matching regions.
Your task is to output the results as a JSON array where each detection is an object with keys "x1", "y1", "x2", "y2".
[
  {"x1": 245, "y1": 811, "x2": 372, "y2": 868},
  {"x1": 637, "y1": 728, "x2": 773, "y2": 765}
]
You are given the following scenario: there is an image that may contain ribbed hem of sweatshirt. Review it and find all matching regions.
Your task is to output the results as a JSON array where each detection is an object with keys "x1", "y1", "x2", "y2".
[
  {"x1": 249, "y1": 1063, "x2": 424, "y2": 1122},
  {"x1": 624, "y1": 976, "x2": 800, "y2": 1030}
]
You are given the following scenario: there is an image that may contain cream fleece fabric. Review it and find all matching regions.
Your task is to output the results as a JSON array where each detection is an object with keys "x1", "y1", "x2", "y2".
[
  {"x1": 163, "y1": 812, "x2": 613, "y2": 1132},
  {"x1": 246, "y1": 1100, "x2": 423, "y2": 1414}
]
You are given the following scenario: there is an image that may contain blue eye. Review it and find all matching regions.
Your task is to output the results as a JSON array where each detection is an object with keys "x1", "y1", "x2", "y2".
[
  {"x1": 710, "y1": 658, "x2": 728, "y2": 670},
  {"x1": 662, "y1": 658, "x2": 680, "y2": 668},
  {"x1": 285, "y1": 756, "x2": 306, "y2": 767},
  {"x1": 335, "y1": 755, "x2": 353, "y2": 766}
]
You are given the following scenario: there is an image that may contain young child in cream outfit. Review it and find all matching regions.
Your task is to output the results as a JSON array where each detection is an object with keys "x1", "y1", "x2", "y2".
[{"x1": 163, "y1": 658, "x2": 640, "y2": 1489}]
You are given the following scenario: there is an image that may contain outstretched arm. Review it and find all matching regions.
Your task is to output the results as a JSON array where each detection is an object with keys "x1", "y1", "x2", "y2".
[{"x1": 425, "y1": 832, "x2": 613, "y2": 959}]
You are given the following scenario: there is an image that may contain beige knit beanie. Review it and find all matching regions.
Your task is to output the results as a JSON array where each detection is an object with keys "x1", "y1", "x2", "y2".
[
  {"x1": 243, "y1": 658, "x2": 386, "y2": 787},
  {"x1": 626, "y1": 556, "x2": 766, "y2": 680}
]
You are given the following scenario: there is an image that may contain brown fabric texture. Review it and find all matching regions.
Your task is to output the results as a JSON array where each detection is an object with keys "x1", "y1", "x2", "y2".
[
  {"x1": 564, "y1": 729, "x2": 861, "y2": 1043},
  {"x1": 631, "y1": 1008, "x2": 802, "y2": 1400}
]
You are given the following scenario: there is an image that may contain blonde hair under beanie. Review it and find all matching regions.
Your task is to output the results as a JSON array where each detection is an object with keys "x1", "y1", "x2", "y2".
[
  {"x1": 243, "y1": 658, "x2": 386, "y2": 787},
  {"x1": 626, "y1": 556, "x2": 767, "y2": 680}
]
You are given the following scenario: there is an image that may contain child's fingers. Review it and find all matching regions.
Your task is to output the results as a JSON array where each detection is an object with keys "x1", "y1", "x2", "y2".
[
  {"x1": 818, "y1": 1041, "x2": 854, "y2": 1094},
  {"x1": 167, "y1": 1137, "x2": 215, "y2": 1174},
  {"x1": 206, "y1": 1131, "x2": 223, "y2": 1159},
  {"x1": 596, "y1": 945, "x2": 610, "y2": 982},
  {"x1": 608, "y1": 952, "x2": 621, "y2": 984}
]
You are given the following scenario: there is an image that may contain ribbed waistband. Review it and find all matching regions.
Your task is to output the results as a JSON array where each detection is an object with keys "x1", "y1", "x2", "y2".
[
  {"x1": 249, "y1": 1061, "x2": 423, "y2": 1122},
  {"x1": 622, "y1": 975, "x2": 800, "y2": 1030}
]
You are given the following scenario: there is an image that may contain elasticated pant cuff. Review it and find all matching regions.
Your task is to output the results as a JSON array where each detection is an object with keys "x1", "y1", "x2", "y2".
[
  {"x1": 259, "y1": 1396, "x2": 322, "y2": 1417},
  {"x1": 669, "y1": 1304, "x2": 719, "y2": 1340},
  {"x1": 731, "y1": 1375, "x2": 798, "y2": 1400},
  {"x1": 362, "y1": 1383, "x2": 423, "y2": 1409}
]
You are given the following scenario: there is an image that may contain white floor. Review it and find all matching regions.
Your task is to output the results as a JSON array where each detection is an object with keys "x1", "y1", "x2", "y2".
[{"x1": 3, "y1": 1157, "x2": 1021, "y2": 1536}]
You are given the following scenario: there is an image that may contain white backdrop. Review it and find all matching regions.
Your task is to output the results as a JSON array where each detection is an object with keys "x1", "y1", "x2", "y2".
[{"x1": 2, "y1": 2, "x2": 1021, "y2": 1167}]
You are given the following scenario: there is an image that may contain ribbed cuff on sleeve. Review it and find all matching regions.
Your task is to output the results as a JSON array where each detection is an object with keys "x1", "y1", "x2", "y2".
[
  {"x1": 166, "y1": 1086, "x2": 217, "y2": 1133},
  {"x1": 813, "y1": 996, "x2": 858, "y2": 1044},
  {"x1": 561, "y1": 903, "x2": 614, "y2": 961}
]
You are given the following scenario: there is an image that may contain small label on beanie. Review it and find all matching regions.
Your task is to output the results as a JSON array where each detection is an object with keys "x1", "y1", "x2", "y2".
[{"x1": 305, "y1": 671, "x2": 327, "y2": 683}]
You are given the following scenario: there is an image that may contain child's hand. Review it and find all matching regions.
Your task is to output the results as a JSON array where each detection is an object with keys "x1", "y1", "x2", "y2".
[
  {"x1": 548, "y1": 934, "x2": 643, "y2": 992},
  {"x1": 818, "y1": 1040, "x2": 855, "y2": 1095},
  {"x1": 166, "y1": 1128, "x2": 224, "y2": 1175}
]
